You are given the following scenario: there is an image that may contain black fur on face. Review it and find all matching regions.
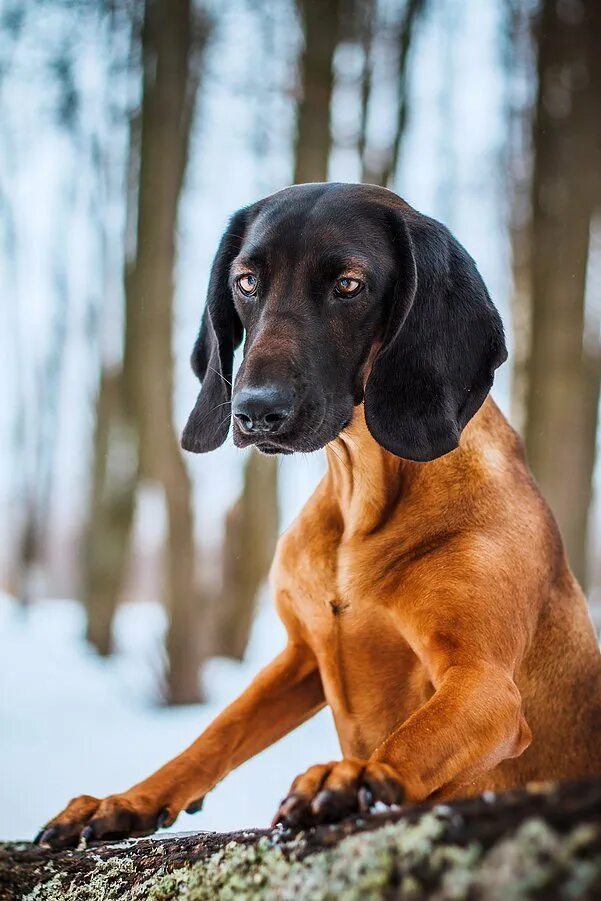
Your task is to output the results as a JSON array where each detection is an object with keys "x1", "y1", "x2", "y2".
[{"x1": 181, "y1": 183, "x2": 507, "y2": 462}]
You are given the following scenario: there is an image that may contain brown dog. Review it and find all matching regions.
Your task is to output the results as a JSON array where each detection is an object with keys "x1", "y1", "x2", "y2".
[{"x1": 37, "y1": 183, "x2": 601, "y2": 848}]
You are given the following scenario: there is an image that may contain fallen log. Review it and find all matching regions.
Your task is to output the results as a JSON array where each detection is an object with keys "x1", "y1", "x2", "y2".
[{"x1": 2, "y1": 780, "x2": 601, "y2": 900}]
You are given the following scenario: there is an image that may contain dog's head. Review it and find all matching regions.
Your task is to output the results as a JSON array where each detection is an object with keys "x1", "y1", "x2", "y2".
[{"x1": 182, "y1": 183, "x2": 506, "y2": 462}]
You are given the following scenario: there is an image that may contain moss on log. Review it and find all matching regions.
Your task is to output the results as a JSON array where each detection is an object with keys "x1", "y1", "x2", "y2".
[{"x1": 2, "y1": 780, "x2": 601, "y2": 900}]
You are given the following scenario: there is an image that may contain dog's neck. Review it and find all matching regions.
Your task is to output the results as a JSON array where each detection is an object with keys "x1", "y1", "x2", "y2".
[
  {"x1": 325, "y1": 405, "x2": 411, "y2": 536},
  {"x1": 325, "y1": 400, "x2": 499, "y2": 537}
]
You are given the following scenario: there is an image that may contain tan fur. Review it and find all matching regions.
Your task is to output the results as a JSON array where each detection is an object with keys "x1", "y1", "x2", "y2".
[{"x1": 44, "y1": 398, "x2": 601, "y2": 840}]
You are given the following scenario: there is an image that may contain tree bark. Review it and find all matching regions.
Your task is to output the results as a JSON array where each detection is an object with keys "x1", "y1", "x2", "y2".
[
  {"x1": 506, "y1": 1, "x2": 535, "y2": 437},
  {"x1": 83, "y1": 0, "x2": 209, "y2": 697},
  {"x1": 84, "y1": 368, "x2": 138, "y2": 656},
  {"x1": 524, "y1": 0, "x2": 601, "y2": 589},
  {"x1": 4, "y1": 780, "x2": 601, "y2": 900},
  {"x1": 82, "y1": 12, "x2": 143, "y2": 657},
  {"x1": 211, "y1": 0, "x2": 342, "y2": 667},
  {"x1": 293, "y1": 0, "x2": 340, "y2": 184},
  {"x1": 360, "y1": 0, "x2": 426, "y2": 188},
  {"x1": 213, "y1": 451, "x2": 279, "y2": 660},
  {"x1": 130, "y1": 0, "x2": 209, "y2": 705}
]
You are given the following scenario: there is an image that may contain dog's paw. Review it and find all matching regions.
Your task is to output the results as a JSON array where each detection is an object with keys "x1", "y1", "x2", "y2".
[
  {"x1": 34, "y1": 792, "x2": 180, "y2": 850},
  {"x1": 272, "y1": 758, "x2": 405, "y2": 828}
]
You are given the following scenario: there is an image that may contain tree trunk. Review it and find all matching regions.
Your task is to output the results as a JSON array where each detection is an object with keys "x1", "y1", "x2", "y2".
[
  {"x1": 83, "y1": 0, "x2": 208, "y2": 694},
  {"x1": 82, "y1": 13, "x2": 143, "y2": 657},
  {"x1": 293, "y1": 0, "x2": 340, "y2": 184},
  {"x1": 524, "y1": 0, "x2": 601, "y2": 590},
  {"x1": 4, "y1": 780, "x2": 601, "y2": 899},
  {"x1": 506, "y1": 2, "x2": 534, "y2": 437},
  {"x1": 212, "y1": 0, "x2": 342, "y2": 665},
  {"x1": 12, "y1": 500, "x2": 38, "y2": 607},
  {"x1": 84, "y1": 368, "x2": 138, "y2": 656},
  {"x1": 509, "y1": 218, "x2": 532, "y2": 438},
  {"x1": 213, "y1": 451, "x2": 279, "y2": 660},
  {"x1": 211, "y1": 0, "x2": 342, "y2": 666},
  {"x1": 356, "y1": 0, "x2": 375, "y2": 177},
  {"x1": 130, "y1": 0, "x2": 209, "y2": 705},
  {"x1": 360, "y1": 0, "x2": 426, "y2": 188}
]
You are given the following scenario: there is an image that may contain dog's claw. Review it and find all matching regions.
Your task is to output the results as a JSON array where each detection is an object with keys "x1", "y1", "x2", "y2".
[
  {"x1": 276, "y1": 760, "x2": 405, "y2": 828},
  {"x1": 156, "y1": 808, "x2": 170, "y2": 829},
  {"x1": 311, "y1": 790, "x2": 335, "y2": 817},
  {"x1": 36, "y1": 827, "x2": 58, "y2": 848},
  {"x1": 80, "y1": 826, "x2": 94, "y2": 846},
  {"x1": 185, "y1": 796, "x2": 204, "y2": 815},
  {"x1": 274, "y1": 794, "x2": 306, "y2": 827},
  {"x1": 358, "y1": 786, "x2": 374, "y2": 812}
]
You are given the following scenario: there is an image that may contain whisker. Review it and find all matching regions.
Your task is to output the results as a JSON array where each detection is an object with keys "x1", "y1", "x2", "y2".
[
  {"x1": 190, "y1": 400, "x2": 232, "y2": 430},
  {"x1": 327, "y1": 443, "x2": 351, "y2": 476},
  {"x1": 207, "y1": 365, "x2": 233, "y2": 388},
  {"x1": 342, "y1": 430, "x2": 361, "y2": 456},
  {"x1": 306, "y1": 422, "x2": 351, "y2": 475},
  {"x1": 215, "y1": 412, "x2": 233, "y2": 435},
  {"x1": 323, "y1": 438, "x2": 351, "y2": 475}
]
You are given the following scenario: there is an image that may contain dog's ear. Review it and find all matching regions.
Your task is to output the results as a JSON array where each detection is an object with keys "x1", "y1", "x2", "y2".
[
  {"x1": 365, "y1": 211, "x2": 507, "y2": 462},
  {"x1": 181, "y1": 208, "x2": 248, "y2": 453}
]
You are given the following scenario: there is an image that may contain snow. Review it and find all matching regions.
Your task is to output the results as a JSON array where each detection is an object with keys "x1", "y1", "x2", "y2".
[{"x1": 0, "y1": 592, "x2": 339, "y2": 841}]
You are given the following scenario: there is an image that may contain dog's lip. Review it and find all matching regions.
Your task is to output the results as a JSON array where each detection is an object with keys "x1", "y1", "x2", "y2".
[
  {"x1": 256, "y1": 441, "x2": 293, "y2": 455},
  {"x1": 243, "y1": 429, "x2": 321, "y2": 454}
]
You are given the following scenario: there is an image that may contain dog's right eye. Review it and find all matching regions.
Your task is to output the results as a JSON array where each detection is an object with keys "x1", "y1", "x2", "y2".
[
  {"x1": 334, "y1": 277, "x2": 363, "y2": 299},
  {"x1": 237, "y1": 274, "x2": 258, "y2": 297}
]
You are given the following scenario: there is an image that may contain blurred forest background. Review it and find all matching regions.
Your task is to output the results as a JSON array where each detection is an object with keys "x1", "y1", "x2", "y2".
[{"x1": 1, "y1": 0, "x2": 601, "y2": 716}]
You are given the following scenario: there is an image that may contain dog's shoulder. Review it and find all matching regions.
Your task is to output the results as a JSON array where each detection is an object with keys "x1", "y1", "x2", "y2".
[{"x1": 271, "y1": 475, "x2": 342, "y2": 586}]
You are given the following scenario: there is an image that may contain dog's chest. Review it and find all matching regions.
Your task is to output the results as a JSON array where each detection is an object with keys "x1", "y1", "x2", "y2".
[
  {"x1": 285, "y1": 529, "x2": 360, "y2": 631},
  {"x1": 287, "y1": 533, "x2": 426, "y2": 754},
  {"x1": 276, "y1": 512, "x2": 430, "y2": 755},
  {"x1": 283, "y1": 524, "x2": 400, "y2": 648}
]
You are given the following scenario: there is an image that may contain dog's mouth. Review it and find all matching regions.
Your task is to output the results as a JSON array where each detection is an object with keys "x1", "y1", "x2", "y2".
[
  {"x1": 235, "y1": 428, "x2": 323, "y2": 455},
  {"x1": 234, "y1": 413, "x2": 353, "y2": 456},
  {"x1": 255, "y1": 441, "x2": 293, "y2": 455}
]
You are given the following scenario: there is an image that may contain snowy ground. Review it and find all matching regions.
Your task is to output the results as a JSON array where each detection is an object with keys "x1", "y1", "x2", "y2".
[{"x1": 0, "y1": 593, "x2": 339, "y2": 841}]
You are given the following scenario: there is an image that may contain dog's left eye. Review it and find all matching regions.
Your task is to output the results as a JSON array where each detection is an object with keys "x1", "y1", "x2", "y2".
[
  {"x1": 335, "y1": 277, "x2": 363, "y2": 298},
  {"x1": 237, "y1": 274, "x2": 258, "y2": 296}
]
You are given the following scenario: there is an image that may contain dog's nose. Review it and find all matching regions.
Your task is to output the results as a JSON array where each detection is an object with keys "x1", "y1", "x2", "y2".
[{"x1": 232, "y1": 385, "x2": 294, "y2": 435}]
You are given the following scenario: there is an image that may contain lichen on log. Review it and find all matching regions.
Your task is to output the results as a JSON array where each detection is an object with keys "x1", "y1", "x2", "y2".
[{"x1": 2, "y1": 780, "x2": 601, "y2": 900}]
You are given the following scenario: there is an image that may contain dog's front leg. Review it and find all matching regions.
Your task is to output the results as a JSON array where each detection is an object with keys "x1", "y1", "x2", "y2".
[
  {"x1": 370, "y1": 661, "x2": 532, "y2": 801},
  {"x1": 275, "y1": 662, "x2": 531, "y2": 826},
  {"x1": 36, "y1": 642, "x2": 324, "y2": 848}
]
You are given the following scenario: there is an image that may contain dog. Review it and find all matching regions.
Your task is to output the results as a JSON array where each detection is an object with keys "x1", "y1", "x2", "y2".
[{"x1": 37, "y1": 182, "x2": 601, "y2": 848}]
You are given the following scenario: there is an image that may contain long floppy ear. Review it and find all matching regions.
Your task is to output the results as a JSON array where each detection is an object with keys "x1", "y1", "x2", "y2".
[
  {"x1": 181, "y1": 208, "x2": 248, "y2": 452},
  {"x1": 365, "y1": 211, "x2": 507, "y2": 462}
]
